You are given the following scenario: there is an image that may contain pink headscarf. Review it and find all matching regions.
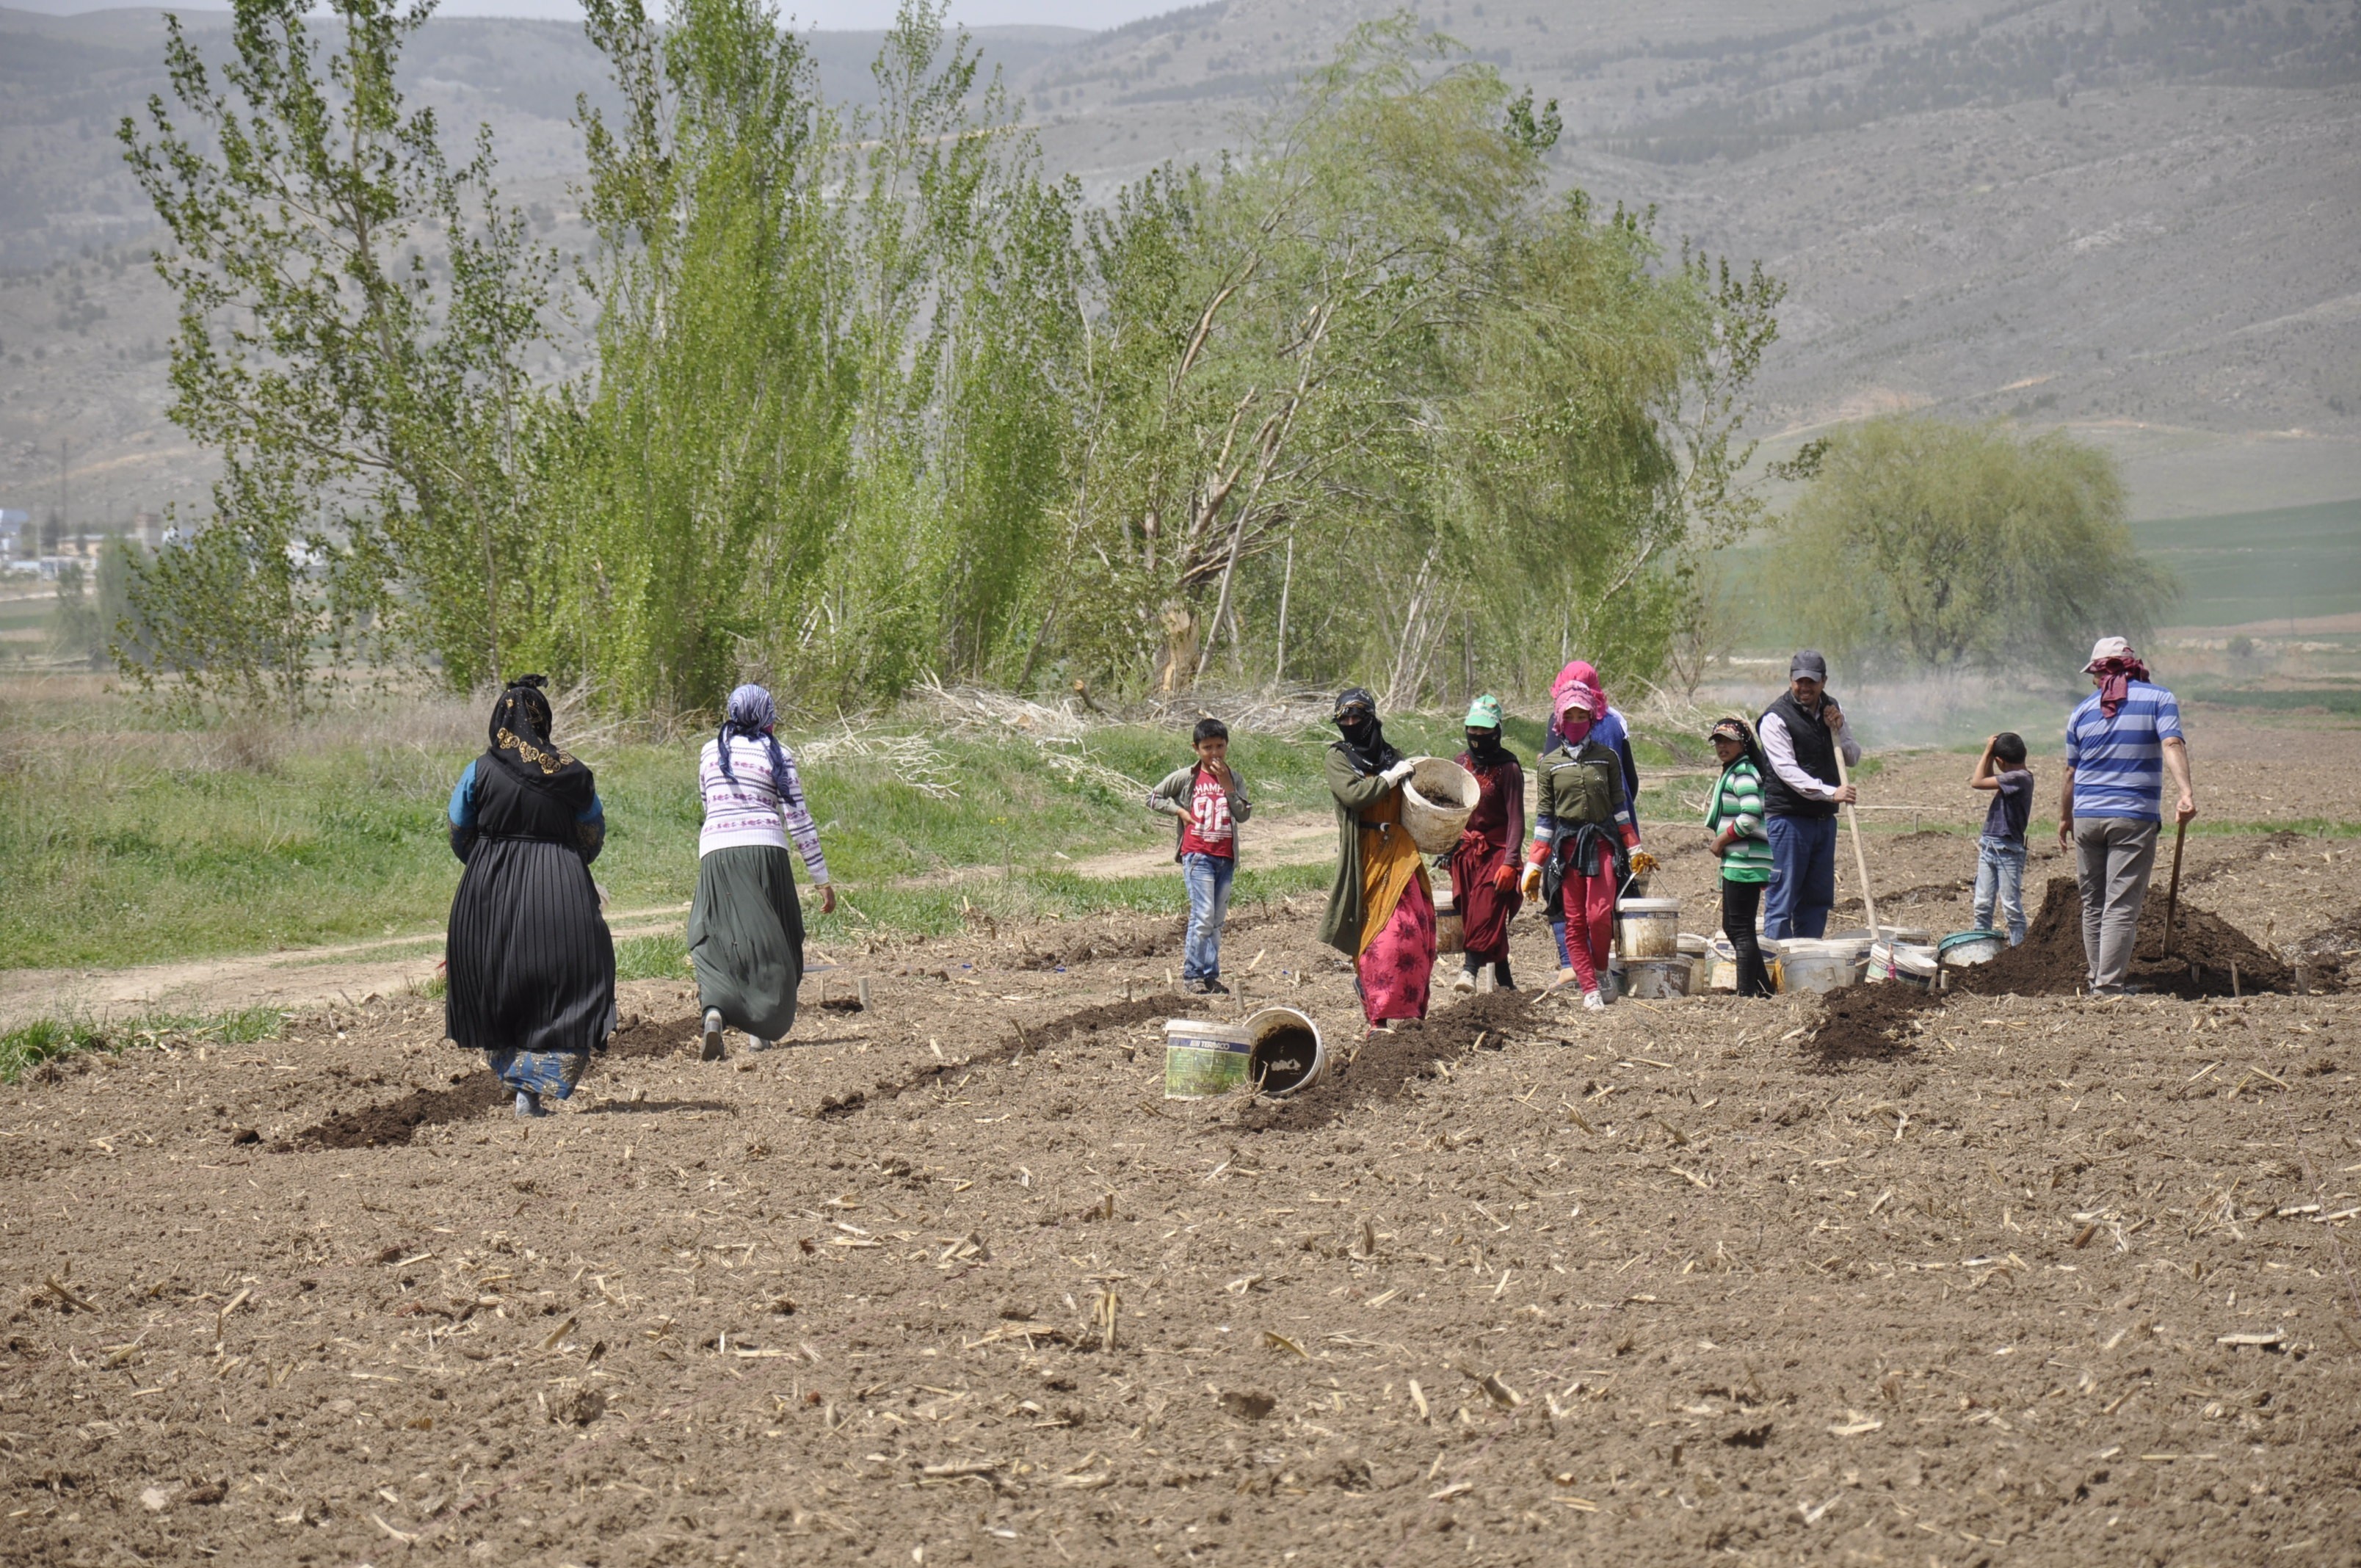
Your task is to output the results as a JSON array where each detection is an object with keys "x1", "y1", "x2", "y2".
[{"x1": 1551, "y1": 660, "x2": 1609, "y2": 726}]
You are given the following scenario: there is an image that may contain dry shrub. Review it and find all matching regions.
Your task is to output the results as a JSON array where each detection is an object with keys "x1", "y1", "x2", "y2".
[{"x1": 219, "y1": 716, "x2": 283, "y2": 774}]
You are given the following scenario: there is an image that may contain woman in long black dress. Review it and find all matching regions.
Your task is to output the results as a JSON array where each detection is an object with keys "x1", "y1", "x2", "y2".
[{"x1": 445, "y1": 676, "x2": 617, "y2": 1117}]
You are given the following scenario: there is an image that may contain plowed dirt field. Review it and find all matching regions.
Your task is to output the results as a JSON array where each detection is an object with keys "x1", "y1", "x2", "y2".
[{"x1": 6, "y1": 827, "x2": 2360, "y2": 1568}]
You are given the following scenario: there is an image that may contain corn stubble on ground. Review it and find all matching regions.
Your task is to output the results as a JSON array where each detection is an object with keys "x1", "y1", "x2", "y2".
[{"x1": 4, "y1": 879, "x2": 2359, "y2": 1567}]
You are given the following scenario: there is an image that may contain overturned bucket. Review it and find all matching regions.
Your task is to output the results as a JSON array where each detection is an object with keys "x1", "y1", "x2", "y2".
[
  {"x1": 1164, "y1": 1017, "x2": 1252, "y2": 1099},
  {"x1": 1243, "y1": 1006, "x2": 1327, "y2": 1098}
]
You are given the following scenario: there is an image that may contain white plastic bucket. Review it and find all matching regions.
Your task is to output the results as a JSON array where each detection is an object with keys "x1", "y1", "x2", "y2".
[
  {"x1": 1622, "y1": 957, "x2": 1692, "y2": 999},
  {"x1": 1243, "y1": 1006, "x2": 1325, "y2": 1098},
  {"x1": 1616, "y1": 897, "x2": 1681, "y2": 959},
  {"x1": 1938, "y1": 930, "x2": 2006, "y2": 968},
  {"x1": 1401, "y1": 758, "x2": 1480, "y2": 854},
  {"x1": 1781, "y1": 950, "x2": 1865, "y2": 994},
  {"x1": 1164, "y1": 1017, "x2": 1252, "y2": 1099},
  {"x1": 1435, "y1": 884, "x2": 1464, "y2": 955},
  {"x1": 1868, "y1": 940, "x2": 1939, "y2": 989}
]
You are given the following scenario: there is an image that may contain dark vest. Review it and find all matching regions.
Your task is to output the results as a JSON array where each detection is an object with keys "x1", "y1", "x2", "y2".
[
  {"x1": 473, "y1": 753, "x2": 588, "y2": 844},
  {"x1": 1758, "y1": 691, "x2": 1839, "y2": 819}
]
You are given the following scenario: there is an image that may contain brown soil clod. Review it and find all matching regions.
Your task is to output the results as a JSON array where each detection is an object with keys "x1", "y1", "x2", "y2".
[
  {"x1": 1805, "y1": 984, "x2": 1928, "y2": 1064},
  {"x1": 282, "y1": 1072, "x2": 506, "y2": 1151}
]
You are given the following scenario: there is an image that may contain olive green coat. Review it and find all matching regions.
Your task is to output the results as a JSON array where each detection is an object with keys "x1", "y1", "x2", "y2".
[{"x1": 1316, "y1": 741, "x2": 1403, "y2": 956}]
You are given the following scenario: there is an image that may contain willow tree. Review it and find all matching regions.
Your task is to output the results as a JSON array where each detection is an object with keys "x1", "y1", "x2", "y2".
[
  {"x1": 1441, "y1": 203, "x2": 1783, "y2": 697},
  {"x1": 1776, "y1": 417, "x2": 2177, "y2": 670},
  {"x1": 1045, "y1": 21, "x2": 1532, "y2": 695},
  {"x1": 1032, "y1": 21, "x2": 1780, "y2": 705}
]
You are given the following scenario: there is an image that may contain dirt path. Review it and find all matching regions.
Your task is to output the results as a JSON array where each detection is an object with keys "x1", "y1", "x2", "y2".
[
  {"x1": 1063, "y1": 810, "x2": 1339, "y2": 882},
  {"x1": 0, "y1": 907, "x2": 689, "y2": 1032}
]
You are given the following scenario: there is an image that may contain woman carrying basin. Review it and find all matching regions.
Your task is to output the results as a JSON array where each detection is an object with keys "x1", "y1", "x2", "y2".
[{"x1": 1316, "y1": 687, "x2": 1436, "y2": 1032}]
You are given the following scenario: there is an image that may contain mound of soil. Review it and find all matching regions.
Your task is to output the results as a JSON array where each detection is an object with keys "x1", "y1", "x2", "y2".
[
  {"x1": 1235, "y1": 987, "x2": 1534, "y2": 1131},
  {"x1": 2298, "y1": 904, "x2": 2361, "y2": 959},
  {"x1": 1010, "y1": 928, "x2": 1179, "y2": 971},
  {"x1": 1807, "y1": 983, "x2": 1928, "y2": 1064},
  {"x1": 1961, "y1": 875, "x2": 2288, "y2": 998},
  {"x1": 816, "y1": 995, "x2": 1175, "y2": 1118},
  {"x1": 283, "y1": 1070, "x2": 506, "y2": 1150},
  {"x1": 1805, "y1": 874, "x2": 2291, "y2": 1065},
  {"x1": 610, "y1": 1012, "x2": 702, "y2": 1059},
  {"x1": 284, "y1": 1013, "x2": 704, "y2": 1150}
]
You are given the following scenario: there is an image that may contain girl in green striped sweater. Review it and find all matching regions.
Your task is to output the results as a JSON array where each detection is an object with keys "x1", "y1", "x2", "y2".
[{"x1": 1705, "y1": 716, "x2": 1775, "y2": 997}]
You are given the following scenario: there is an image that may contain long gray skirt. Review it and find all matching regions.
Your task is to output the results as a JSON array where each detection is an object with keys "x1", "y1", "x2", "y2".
[{"x1": 688, "y1": 844, "x2": 806, "y2": 1042}]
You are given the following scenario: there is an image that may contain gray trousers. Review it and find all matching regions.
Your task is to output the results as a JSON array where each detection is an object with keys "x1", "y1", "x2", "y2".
[{"x1": 2074, "y1": 816, "x2": 2160, "y2": 990}]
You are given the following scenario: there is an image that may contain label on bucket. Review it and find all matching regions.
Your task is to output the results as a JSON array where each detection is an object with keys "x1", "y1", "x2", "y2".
[{"x1": 1165, "y1": 1020, "x2": 1251, "y2": 1099}]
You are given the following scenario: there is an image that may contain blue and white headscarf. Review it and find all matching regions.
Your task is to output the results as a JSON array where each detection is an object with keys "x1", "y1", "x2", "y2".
[{"x1": 716, "y1": 683, "x2": 794, "y2": 795}]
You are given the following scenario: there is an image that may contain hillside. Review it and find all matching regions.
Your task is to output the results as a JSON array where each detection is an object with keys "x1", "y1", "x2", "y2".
[{"x1": 1, "y1": 0, "x2": 2356, "y2": 533}]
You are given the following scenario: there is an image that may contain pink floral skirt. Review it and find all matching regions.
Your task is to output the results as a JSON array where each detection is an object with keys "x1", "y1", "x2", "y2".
[{"x1": 1357, "y1": 875, "x2": 1437, "y2": 1026}]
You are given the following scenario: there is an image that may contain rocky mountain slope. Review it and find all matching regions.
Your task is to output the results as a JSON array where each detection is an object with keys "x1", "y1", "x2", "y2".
[{"x1": 1, "y1": 0, "x2": 2354, "y2": 530}]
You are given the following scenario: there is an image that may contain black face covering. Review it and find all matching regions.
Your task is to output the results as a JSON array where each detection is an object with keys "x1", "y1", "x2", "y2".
[
  {"x1": 1465, "y1": 727, "x2": 1506, "y2": 764},
  {"x1": 1336, "y1": 717, "x2": 1397, "y2": 776}
]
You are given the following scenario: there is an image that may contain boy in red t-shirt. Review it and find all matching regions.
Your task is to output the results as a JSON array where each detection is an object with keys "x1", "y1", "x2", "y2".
[{"x1": 1145, "y1": 719, "x2": 1255, "y2": 995}]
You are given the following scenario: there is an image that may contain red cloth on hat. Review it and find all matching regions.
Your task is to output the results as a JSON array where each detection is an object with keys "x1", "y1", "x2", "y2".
[{"x1": 2092, "y1": 654, "x2": 2150, "y2": 718}]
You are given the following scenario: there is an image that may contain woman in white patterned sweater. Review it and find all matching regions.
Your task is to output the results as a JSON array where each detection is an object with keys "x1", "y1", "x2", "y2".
[{"x1": 690, "y1": 685, "x2": 835, "y2": 1061}]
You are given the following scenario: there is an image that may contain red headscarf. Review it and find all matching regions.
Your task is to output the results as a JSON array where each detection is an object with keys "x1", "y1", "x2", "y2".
[{"x1": 2091, "y1": 653, "x2": 2150, "y2": 717}]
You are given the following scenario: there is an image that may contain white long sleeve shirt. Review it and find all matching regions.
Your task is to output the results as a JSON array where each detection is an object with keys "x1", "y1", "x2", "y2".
[
  {"x1": 697, "y1": 734, "x2": 830, "y2": 884},
  {"x1": 1758, "y1": 707, "x2": 1860, "y2": 802}
]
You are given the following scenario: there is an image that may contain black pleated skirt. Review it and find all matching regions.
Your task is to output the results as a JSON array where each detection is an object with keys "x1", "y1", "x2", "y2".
[
  {"x1": 687, "y1": 844, "x2": 806, "y2": 1042},
  {"x1": 446, "y1": 837, "x2": 616, "y2": 1055}
]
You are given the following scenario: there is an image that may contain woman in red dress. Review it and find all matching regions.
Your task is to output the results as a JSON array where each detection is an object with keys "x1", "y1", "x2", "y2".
[{"x1": 1448, "y1": 694, "x2": 1524, "y2": 992}]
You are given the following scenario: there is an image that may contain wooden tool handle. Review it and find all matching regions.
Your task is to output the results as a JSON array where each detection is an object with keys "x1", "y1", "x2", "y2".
[
  {"x1": 1834, "y1": 747, "x2": 1878, "y2": 939},
  {"x1": 2161, "y1": 819, "x2": 2188, "y2": 957}
]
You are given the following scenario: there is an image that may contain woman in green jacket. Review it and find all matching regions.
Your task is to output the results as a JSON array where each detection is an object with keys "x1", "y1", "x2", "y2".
[
  {"x1": 1704, "y1": 715, "x2": 1774, "y2": 997},
  {"x1": 1316, "y1": 688, "x2": 1434, "y2": 1029},
  {"x1": 1517, "y1": 685, "x2": 1638, "y2": 1009}
]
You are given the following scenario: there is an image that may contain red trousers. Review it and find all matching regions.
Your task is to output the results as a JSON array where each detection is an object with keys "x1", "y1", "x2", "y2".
[{"x1": 1558, "y1": 867, "x2": 1616, "y2": 992}]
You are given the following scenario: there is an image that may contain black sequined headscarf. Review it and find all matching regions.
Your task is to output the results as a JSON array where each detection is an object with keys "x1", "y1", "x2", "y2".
[{"x1": 485, "y1": 675, "x2": 595, "y2": 812}]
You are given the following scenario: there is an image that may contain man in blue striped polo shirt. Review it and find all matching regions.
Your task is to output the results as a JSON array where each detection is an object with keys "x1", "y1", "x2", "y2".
[{"x1": 2056, "y1": 636, "x2": 2196, "y2": 995}]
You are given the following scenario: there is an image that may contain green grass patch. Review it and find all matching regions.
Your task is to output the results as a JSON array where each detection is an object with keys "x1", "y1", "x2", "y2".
[
  {"x1": 615, "y1": 933, "x2": 692, "y2": 982},
  {"x1": 2180, "y1": 684, "x2": 2361, "y2": 716},
  {"x1": 0, "y1": 1005, "x2": 284, "y2": 1083},
  {"x1": 0, "y1": 701, "x2": 1390, "y2": 971},
  {"x1": 2134, "y1": 498, "x2": 2361, "y2": 629}
]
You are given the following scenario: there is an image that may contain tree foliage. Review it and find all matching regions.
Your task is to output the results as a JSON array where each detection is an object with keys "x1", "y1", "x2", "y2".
[
  {"x1": 119, "y1": 0, "x2": 1781, "y2": 719},
  {"x1": 1774, "y1": 416, "x2": 2178, "y2": 671},
  {"x1": 118, "y1": 0, "x2": 556, "y2": 708}
]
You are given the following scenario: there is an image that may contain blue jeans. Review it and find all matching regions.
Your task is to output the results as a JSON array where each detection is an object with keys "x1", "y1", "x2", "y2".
[
  {"x1": 1974, "y1": 834, "x2": 2028, "y2": 945},
  {"x1": 1181, "y1": 853, "x2": 1235, "y2": 981},
  {"x1": 1763, "y1": 813, "x2": 1838, "y2": 941}
]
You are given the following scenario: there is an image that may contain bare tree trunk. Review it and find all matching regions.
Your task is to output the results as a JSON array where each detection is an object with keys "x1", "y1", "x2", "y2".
[{"x1": 1269, "y1": 531, "x2": 1294, "y2": 694}]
